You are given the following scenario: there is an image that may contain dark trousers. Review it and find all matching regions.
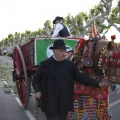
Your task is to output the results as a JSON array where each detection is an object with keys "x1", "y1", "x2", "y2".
[{"x1": 45, "y1": 112, "x2": 68, "y2": 120}]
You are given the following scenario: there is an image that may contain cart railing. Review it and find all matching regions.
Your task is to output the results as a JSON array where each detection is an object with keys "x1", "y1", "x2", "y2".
[{"x1": 20, "y1": 38, "x2": 35, "y2": 69}]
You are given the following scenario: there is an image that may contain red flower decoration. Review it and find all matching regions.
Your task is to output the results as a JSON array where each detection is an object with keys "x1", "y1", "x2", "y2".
[
  {"x1": 118, "y1": 53, "x2": 120, "y2": 58},
  {"x1": 111, "y1": 35, "x2": 116, "y2": 40},
  {"x1": 102, "y1": 57, "x2": 106, "y2": 62},
  {"x1": 106, "y1": 74, "x2": 110, "y2": 79},
  {"x1": 113, "y1": 53, "x2": 118, "y2": 58},
  {"x1": 76, "y1": 38, "x2": 86, "y2": 51}
]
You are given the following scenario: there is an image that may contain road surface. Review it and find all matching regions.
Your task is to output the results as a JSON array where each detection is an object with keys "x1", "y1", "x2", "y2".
[
  {"x1": 0, "y1": 55, "x2": 13, "y2": 65},
  {"x1": 0, "y1": 91, "x2": 120, "y2": 120}
]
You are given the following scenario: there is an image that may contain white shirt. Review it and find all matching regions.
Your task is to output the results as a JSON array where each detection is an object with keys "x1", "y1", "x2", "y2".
[{"x1": 52, "y1": 23, "x2": 63, "y2": 37}]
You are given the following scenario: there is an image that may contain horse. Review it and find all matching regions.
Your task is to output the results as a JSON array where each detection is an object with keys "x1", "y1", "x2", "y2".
[{"x1": 66, "y1": 36, "x2": 120, "y2": 120}]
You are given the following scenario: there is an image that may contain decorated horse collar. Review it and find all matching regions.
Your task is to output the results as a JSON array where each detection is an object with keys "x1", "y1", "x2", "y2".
[{"x1": 99, "y1": 41, "x2": 120, "y2": 84}]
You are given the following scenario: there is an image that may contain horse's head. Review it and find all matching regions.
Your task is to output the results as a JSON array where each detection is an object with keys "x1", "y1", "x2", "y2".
[{"x1": 67, "y1": 37, "x2": 120, "y2": 84}]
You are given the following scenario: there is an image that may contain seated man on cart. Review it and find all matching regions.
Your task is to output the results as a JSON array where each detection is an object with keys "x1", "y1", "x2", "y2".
[{"x1": 52, "y1": 16, "x2": 72, "y2": 38}]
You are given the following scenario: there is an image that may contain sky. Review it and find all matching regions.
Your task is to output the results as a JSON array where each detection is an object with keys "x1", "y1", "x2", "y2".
[{"x1": 0, "y1": 0, "x2": 119, "y2": 42}]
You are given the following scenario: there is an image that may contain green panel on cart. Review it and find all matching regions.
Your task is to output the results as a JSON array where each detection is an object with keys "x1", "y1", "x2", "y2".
[{"x1": 35, "y1": 38, "x2": 78, "y2": 65}]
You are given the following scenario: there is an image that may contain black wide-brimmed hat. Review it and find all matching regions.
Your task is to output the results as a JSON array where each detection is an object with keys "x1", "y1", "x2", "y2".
[
  {"x1": 49, "y1": 39, "x2": 69, "y2": 49},
  {"x1": 53, "y1": 16, "x2": 63, "y2": 24}
]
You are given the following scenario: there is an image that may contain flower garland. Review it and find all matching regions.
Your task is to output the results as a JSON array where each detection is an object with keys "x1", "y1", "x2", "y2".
[{"x1": 98, "y1": 47, "x2": 109, "y2": 80}]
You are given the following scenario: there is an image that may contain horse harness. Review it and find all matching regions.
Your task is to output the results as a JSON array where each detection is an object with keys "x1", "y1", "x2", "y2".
[
  {"x1": 72, "y1": 37, "x2": 112, "y2": 119},
  {"x1": 73, "y1": 37, "x2": 104, "y2": 82}
]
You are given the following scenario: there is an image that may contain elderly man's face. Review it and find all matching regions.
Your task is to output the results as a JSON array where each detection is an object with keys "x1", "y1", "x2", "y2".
[
  {"x1": 55, "y1": 20, "x2": 61, "y2": 25},
  {"x1": 53, "y1": 49, "x2": 66, "y2": 61}
]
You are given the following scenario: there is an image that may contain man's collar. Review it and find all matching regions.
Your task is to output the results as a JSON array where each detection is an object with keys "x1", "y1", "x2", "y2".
[{"x1": 53, "y1": 55, "x2": 59, "y2": 61}]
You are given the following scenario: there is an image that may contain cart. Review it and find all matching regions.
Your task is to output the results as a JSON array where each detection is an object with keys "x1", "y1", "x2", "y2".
[{"x1": 12, "y1": 37, "x2": 78, "y2": 108}]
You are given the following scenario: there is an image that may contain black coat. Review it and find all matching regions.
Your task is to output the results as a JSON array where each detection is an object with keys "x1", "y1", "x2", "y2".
[{"x1": 32, "y1": 56, "x2": 99, "y2": 114}]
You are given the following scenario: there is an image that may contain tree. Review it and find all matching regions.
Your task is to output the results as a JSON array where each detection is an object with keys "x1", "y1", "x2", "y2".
[
  {"x1": 8, "y1": 34, "x2": 14, "y2": 47},
  {"x1": 20, "y1": 33, "x2": 26, "y2": 45},
  {"x1": 37, "y1": 28, "x2": 44, "y2": 37},
  {"x1": 25, "y1": 30, "x2": 31, "y2": 42},
  {"x1": 14, "y1": 32, "x2": 20, "y2": 45},
  {"x1": 4, "y1": 38, "x2": 9, "y2": 45},
  {"x1": 43, "y1": 20, "x2": 53, "y2": 37},
  {"x1": 108, "y1": 0, "x2": 120, "y2": 32},
  {"x1": 63, "y1": 0, "x2": 114, "y2": 37},
  {"x1": 0, "y1": 39, "x2": 5, "y2": 48}
]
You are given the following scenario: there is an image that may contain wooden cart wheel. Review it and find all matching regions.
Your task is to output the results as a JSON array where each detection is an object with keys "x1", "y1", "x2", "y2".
[{"x1": 13, "y1": 46, "x2": 29, "y2": 108}]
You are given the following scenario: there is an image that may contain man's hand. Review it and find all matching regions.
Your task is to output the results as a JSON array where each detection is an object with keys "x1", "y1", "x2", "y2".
[
  {"x1": 99, "y1": 82, "x2": 109, "y2": 87},
  {"x1": 34, "y1": 92, "x2": 42, "y2": 100}
]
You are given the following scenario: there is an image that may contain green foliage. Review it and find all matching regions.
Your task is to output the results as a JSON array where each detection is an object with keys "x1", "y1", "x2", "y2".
[
  {"x1": 4, "y1": 38, "x2": 9, "y2": 45},
  {"x1": 38, "y1": 28, "x2": 44, "y2": 35},
  {"x1": 118, "y1": 0, "x2": 120, "y2": 7},
  {"x1": 25, "y1": 30, "x2": 31, "y2": 36},
  {"x1": 14, "y1": 32, "x2": 20, "y2": 39},
  {"x1": 44, "y1": 20, "x2": 52, "y2": 29},
  {"x1": 21, "y1": 33, "x2": 26, "y2": 37},
  {"x1": 64, "y1": 14, "x2": 73, "y2": 25},
  {"x1": 8, "y1": 34, "x2": 14, "y2": 43},
  {"x1": 99, "y1": 24, "x2": 110, "y2": 33}
]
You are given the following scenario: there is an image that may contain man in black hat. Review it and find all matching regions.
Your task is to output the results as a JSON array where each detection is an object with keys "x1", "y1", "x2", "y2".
[
  {"x1": 32, "y1": 39, "x2": 108, "y2": 120},
  {"x1": 52, "y1": 16, "x2": 72, "y2": 38}
]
